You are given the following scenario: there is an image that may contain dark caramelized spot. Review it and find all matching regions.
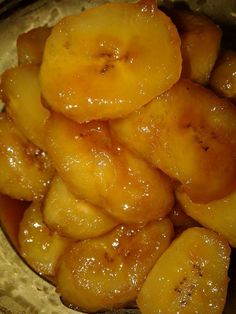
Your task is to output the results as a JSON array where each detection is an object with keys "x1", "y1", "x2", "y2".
[
  {"x1": 98, "y1": 51, "x2": 131, "y2": 74},
  {"x1": 174, "y1": 276, "x2": 196, "y2": 307},
  {"x1": 104, "y1": 251, "x2": 114, "y2": 263},
  {"x1": 192, "y1": 262, "x2": 203, "y2": 277},
  {"x1": 100, "y1": 63, "x2": 115, "y2": 74}
]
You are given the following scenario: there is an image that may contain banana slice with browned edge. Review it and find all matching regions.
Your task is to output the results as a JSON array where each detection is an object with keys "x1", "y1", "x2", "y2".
[
  {"x1": 137, "y1": 227, "x2": 230, "y2": 314},
  {"x1": 19, "y1": 201, "x2": 70, "y2": 276},
  {"x1": 46, "y1": 113, "x2": 174, "y2": 224},
  {"x1": 176, "y1": 187, "x2": 236, "y2": 247},
  {"x1": 0, "y1": 113, "x2": 53, "y2": 201},
  {"x1": 56, "y1": 219, "x2": 174, "y2": 312},
  {"x1": 17, "y1": 26, "x2": 51, "y2": 66},
  {"x1": 210, "y1": 50, "x2": 236, "y2": 102},
  {"x1": 2, "y1": 65, "x2": 49, "y2": 150},
  {"x1": 110, "y1": 79, "x2": 236, "y2": 203},
  {"x1": 43, "y1": 174, "x2": 118, "y2": 240},
  {"x1": 40, "y1": 0, "x2": 181, "y2": 123},
  {"x1": 170, "y1": 10, "x2": 222, "y2": 85}
]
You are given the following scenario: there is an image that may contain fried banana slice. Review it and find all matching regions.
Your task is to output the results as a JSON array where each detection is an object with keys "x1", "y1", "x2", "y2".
[
  {"x1": 171, "y1": 10, "x2": 222, "y2": 85},
  {"x1": 46, "y1": 113, "x2": 174, "y2": 224},
  {"x1": 0, "y1": 113, "x2": 53, "y2": 201},
  {"x1": 176, "y1": 187, "x2": 236, "y2": 247},
  {"x1": 111, "y1": 79, "x2": 236, "y2": 203},
  {"x1": 43, "y1": 174, "x2": 118, "y2": 240},
  {"x1": 18, "y1": 201, "x2": 70, "y2": 276},
  {"x1": 40, "y1": 1, "x2": 181, "y2": 122},
  {"x1": 17, "y1": 26, "x2": 51, "y2": 65},
  {"x1": 56, "y1": 219, "x2": 174, "y2": 312},
  {"x1": 137, "y1": 227, "x2": 231, "y2": 314},
  {"x1": 2, "y1": 65, "x2": 49, "y2": 150},
  {"x1": 210, "y1": 50, "x2": 236, "y2": 102}
]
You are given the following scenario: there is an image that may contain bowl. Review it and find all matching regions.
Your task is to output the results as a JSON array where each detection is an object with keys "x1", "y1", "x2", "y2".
[{"x1": 0, "y1": 0, "x2": 235, "y2": 313}]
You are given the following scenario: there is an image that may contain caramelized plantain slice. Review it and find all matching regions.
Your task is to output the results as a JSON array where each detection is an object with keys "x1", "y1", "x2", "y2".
[
  {"x1": 46, "y1": 113, "x2": 174, "y2": 224},
  {"x1": 111, "y1": 79, "x2": 236, "y2": 203},
  {"x1": 17, "y1": 26, "x2": 51, "y2": 66},
  {"x1": 176, "y1": 187, "x2": 236, "y2": 247},
  {"x1": 43, "y1": 174, "x2": 118, "y2": 240},
  {"x1": 0, "y1": 113, "x2": 54, "y2": 201},
  {"x1": 2, "y1": 65, "x2": 49, "y2": 150},
  {"x1": 137, "y1": 227, "x2": 231, "y2": 314},
  {"x1": 56, "y1": 219, "x2": 174, "y2": 312},
  {"x1": 40, "y1": 1, "x2": 181, "y2": 122},
  {"x1": 19, "y1": 201, "x2": 70, "y2": 276}
]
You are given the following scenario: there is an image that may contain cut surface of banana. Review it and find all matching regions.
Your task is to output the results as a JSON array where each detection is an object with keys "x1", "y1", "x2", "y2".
[
  {"x1": 176, "y1": 187, "x2": 236, "y2": 247},
  {"x1": 19, "y1": 201, "x2": 70, "y2": 276},
  {"x1": 56, "y1": 219, "x2": 174, "y2": 312},
  {"x1": 43, "y1": 174, "x2": 118, "y2": 240},
  {"x1": 2, "y1": 65, "x2": 49, "y2": 150},
  {"x1": 40, "y1": 0, "x2": 181, "y2": 123},
  {"x1": 46, "y1": 113, "x2": 174, "y2": 224},
  {"x1": 171, "y1": 9, "x2": 222, "y2": 85},
  {"x1": 0, "y1": 113, "x2": 53, "y2": 201},
  {"x1": 137, "y1": 227, "x2": 231, "y2": 314},
  {"x1": 111, "y1": 78, "x2": 236, "y2": 203},
  {"x1": 17, "y1": 26, "x2": 51, "y2": 66}
]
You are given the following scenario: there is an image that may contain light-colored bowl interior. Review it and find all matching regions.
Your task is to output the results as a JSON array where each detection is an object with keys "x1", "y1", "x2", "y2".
[{"x1": 0, "y1": 0, "x2": 235, "y2": 313}]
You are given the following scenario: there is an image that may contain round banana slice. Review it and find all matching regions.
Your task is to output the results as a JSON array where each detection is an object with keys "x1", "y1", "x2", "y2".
[
  {"x1": 19, "y1": 201, "x2": 70, "y2": 276},
  {"x1": 0, "y1": 113, "x2": 54, "y2": 201},
  {"x1": 2, "y1": 65, "x2": 49, "y2": 150},
  {"x1": 171, "y1": 9, "x2": 222, "y2": 85},
  {"x1": 17, "y1": 26, "x2": 51, "y2": 66},
  {"x1": 43, "y1": 174, "x2": 118, "y2": 240},
  {"x1": 137, "y1": 227, "x2": 230, "y2": 314},
  {"x1": 46, "y1": 113, "x2": 174, "y2": 224},
  {"x1": 110, "y1": 79, "x2": 236, "y2": 203},
  {"x1": 56, "y1": 219, "x2": 174, "y2": 312},
  {"x1": 40, "y1": 0, "x2": 181, "y2": 123}
]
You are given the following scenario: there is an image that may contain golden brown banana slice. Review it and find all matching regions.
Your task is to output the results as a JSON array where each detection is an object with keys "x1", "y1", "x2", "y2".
[
  {"x1": 17, "y1": 26, "x2": 51, "y2": 65},
  {"x1": 43, "y1": 174, "x2": 118, "y2": 240},
  {"x1": 18, "y1": 201, "x2": 70, "y2": 276},
  {"x1": 111, "y1": 79, "x2": 236, "y2": 203},
  {"x1": 56, "y1": 219, "x2": 174, "y2": 312},
  {"x1": 210, "y1": 50, "x2": 236, "y2": 102},
  {"x1": 0, "y1": 193, "x2": 29, "y2": 250},
  {"x1": 176, "y1": 187, "x2": 236, "y2": 247},
  {"x1": 2, "y1": 65, "x2": 49, "y2": 150},
  {"x1": 46, "y1": 113, "x2": 174, "y2": 224},
  {"x1": 171, "y1": 10, "x2": 222, "y2": 85},
  {"x1": 137, "y1": 227, "x2": 231, "y2": 314},
  {"x1": 40, "y1": 1, "x2": 181, "y2": 123},
  {"x1": 0, "y1": 113, "x2": 53, "y2": 201}
]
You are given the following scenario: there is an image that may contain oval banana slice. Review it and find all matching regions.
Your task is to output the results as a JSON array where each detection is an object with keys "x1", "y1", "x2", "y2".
[
  {"x1": 40, "y1": 1, "x2": 181, "y2": 122},
  {"x1": 137, "y1": 227, "x2": 230, "y2": 314},
  {"x1": 176, "y1": 187, "x2": 236, "y2": 247},
  {"x1": 46, "y1": 113, "x2": 174, "y2": 224},
  {"x1": 2, "y1": 65, "x2": 49, "y2": 150},
  {"x1": 43, "y1": 174, "x2": 118, "y2": 240},
  {"x1": 210, "y1": 50, "x2": 236, "y2": 101},
  {"x1": 56, "y1": 219, "x2": 174, "y2": 312},
  {"x1": 17, "y1": 26, "x2": 51, "y2": 66},
  {"x1": 171, "y1": 10, "x2": 222, "y2": 85},
  {"x1": 19, "y1": 201, "x2": 70, "y2": 276},
  {"x1": 110, "y1": 79, "x2": 236, "y2": 203},
  {"x1": 0, "y1": 113, "x2": 54, "y2": 201}
]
